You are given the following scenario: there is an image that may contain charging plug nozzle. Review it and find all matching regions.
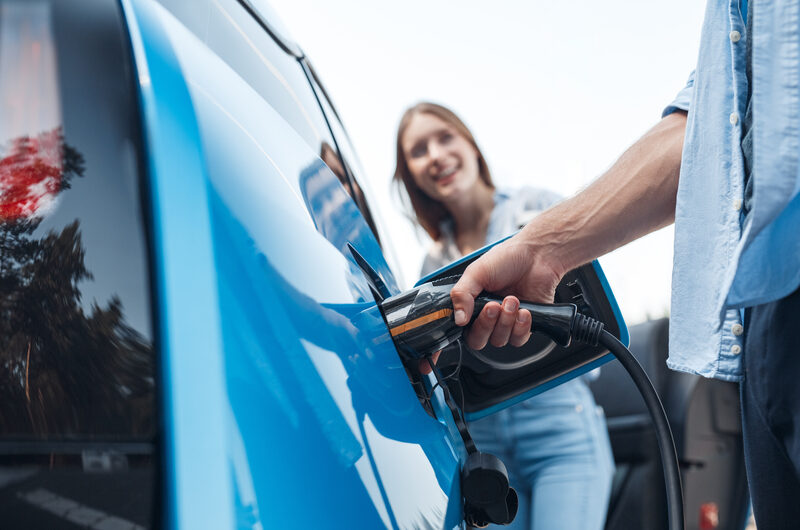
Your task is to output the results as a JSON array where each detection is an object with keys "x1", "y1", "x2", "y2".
[
  {"x1": 380, "y1": 276, "x2": 581, "y2": 358},
  {"x1": 381, "y1": 277, "x2": 462, "y2": 358}
]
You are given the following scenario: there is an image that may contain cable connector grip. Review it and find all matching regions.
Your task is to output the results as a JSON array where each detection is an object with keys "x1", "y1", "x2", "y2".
[{"x1": 572, "y1": 313, "x2": 604, "y2": 346}]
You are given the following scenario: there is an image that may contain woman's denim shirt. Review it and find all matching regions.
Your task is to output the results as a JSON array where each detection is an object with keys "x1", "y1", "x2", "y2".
[{"x1": 664, "y1": 0, "x2": 800, "y2": 381}]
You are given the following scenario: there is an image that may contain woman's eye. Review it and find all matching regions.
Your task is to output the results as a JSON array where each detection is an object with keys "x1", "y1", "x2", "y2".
[
  {"x1": 440, "y1": 132, "x2": 454, "y2": 144},
  {"x1": 410, "y1": 145, "x2": 427, "y2": 158}
]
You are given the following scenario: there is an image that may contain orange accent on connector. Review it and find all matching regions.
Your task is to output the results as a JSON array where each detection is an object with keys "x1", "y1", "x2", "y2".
[{"x1": 390, "y1": 309, "x2": 453, "y2": 337}]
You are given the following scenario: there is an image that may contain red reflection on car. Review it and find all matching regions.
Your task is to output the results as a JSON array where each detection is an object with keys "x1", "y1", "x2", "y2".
[
  {"x1": 0, "y1": 128, "x2": 62, "y2": 220},
  {"x1": 699, "y1": 502, "x2": 719, "y2": 529}
]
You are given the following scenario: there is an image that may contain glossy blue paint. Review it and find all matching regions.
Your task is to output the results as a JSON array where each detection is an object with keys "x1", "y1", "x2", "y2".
[
  {"x1": 298, "y1": 157, "x2": 398, "y2": 297},
  {"x1": 124, "y1": 1, "x2": 465, "y2": 527},
  {"x1": 120, "y1": 1, "x2": 235, "y2": 528}
]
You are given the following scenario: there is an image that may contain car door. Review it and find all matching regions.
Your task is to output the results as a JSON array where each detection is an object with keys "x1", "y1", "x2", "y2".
[
  {"x1": 0, "y1": 0, "x2": 633, "y2": 528},
  {"x1": 123, "y1": 0, "x2": 466, "y2": 528},
  {"x1": 124, "y1": 1, "x2": 633, "y2": 528}
]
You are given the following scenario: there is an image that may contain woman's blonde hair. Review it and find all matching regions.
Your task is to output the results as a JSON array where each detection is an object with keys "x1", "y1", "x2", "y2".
[{"x1": 393, "y1": 102, "x2": 494, "y2": 241}]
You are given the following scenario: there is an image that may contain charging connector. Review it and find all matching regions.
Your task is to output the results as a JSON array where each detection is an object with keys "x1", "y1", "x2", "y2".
[{"x1": 380, "y1": 279, "x2": 685, "y2": 530}]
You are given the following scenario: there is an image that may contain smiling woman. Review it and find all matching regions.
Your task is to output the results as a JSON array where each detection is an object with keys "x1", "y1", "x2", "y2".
[
  {"x1": 403, "y1": 115, "x2": 484, "y2": 203},
  {"x1": 393, "y1": 102, "x2": 495, "y2": 248},
  {"x1": 264, "y1": 0, "x2": 706, "y2": 324},
  {"x1": 393, "y1": 101, "x2": 615, "y2": 530}
]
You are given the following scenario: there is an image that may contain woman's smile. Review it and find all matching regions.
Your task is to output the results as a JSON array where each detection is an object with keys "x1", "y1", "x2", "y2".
[
  {"x1": 401, "y1": 112, "x2": 482, "y2": 201},
  {"x1": 432, "y1": 165, "x2": 458, "y2": 184}
]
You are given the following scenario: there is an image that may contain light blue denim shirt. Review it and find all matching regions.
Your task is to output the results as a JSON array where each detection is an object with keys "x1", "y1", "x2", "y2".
[
  {"x1": 421, "y1": 188, "x2": 562, "y2": 276},
  {"x1": 664, "y1": 0, "x2": 800, "y2": 381}
]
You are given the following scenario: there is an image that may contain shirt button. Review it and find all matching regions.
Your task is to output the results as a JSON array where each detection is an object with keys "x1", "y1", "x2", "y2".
[
  {"x1": 732, "y1": 323, "x2": 744, "y2": 336},
  {"x1": 730, "y1": 30, "x2": 741, "y2": 43},
  {"x1": 733, "y1": 198, "x2": 742, "y2": 211},
  {"x1": 730, "y1": 112, "x2": 739, "y2": 125},
  {"x1": 731, "y1": 344, "x2": 742, "y2": 355}
]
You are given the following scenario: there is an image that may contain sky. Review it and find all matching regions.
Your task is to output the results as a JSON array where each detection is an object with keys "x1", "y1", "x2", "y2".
[{"x1": 267, "y1": 0, "x2": 707, "y2": 324}]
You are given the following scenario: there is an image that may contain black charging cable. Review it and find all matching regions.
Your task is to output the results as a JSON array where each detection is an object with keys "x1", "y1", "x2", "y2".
[
  {"x1": 468, "y1": 299, "x2": 685, "y2": 530},
  {"x1": 379, "y1": 279, "x2": 684, "y2": 529},
  {"x1": 430, "y1": 360, "x2": 477, "y2": 454},
  {"x1": 570, "y1": 313, "x2": 685, "y2": 530},
  {"x1": 430, "y1": 360, "x2": 519, "y2": 527}
]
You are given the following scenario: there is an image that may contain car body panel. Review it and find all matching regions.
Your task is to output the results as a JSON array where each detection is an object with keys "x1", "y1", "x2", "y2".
[
  {"x1": 0, "y1": 2, "x2": 751, "y2": 530},
  {"x1": 122, "y1": 0, "x2": 463, "y2": 527},
  {"x1": 119, "y1": 1, "x2": 234, "y2": 528}
]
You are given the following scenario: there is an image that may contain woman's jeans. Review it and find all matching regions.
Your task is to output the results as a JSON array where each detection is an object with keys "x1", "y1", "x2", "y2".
[{"x1": 468, "y1": 378, "x2": 614, "y2": 530}]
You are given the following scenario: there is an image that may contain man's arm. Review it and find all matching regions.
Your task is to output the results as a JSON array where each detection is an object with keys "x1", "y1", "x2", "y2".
[{"x1": 451, "y1": 111, "x2": 687, "y2": 350}]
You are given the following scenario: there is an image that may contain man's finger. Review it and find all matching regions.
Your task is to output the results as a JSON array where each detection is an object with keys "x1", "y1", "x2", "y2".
[
  {"x1": 465, "y1": 301, "x2": 501, "y2": 350},
  {"x1": 509, "y1": 308, "x2": 532, "y2": 347},
  {"x1": 489, "y1": 296, "x2": 519, "y2": 348}
]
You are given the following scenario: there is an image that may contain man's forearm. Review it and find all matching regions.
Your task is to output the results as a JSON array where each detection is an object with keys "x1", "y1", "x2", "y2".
[{"x1": 524, "y1": 111, "x2": 687, "y2": 277}]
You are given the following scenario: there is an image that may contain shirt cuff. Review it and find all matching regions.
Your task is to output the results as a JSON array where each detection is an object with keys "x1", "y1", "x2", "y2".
[{"x1": 662, "y1": 70, "x2": 695, "y2": 118}]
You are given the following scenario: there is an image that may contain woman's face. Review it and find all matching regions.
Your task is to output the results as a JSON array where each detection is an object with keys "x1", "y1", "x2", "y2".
[{"x1": 401, "y1": 112, "x2": 482, "y2": 202}]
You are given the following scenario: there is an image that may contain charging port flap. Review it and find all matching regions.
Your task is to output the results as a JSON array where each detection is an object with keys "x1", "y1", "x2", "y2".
[{"x1": 415, "y1": 240, "x2": 629, "y2": 421}]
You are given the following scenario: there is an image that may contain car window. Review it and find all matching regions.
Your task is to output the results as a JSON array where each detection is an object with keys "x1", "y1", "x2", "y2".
[
  {"x1": 156, "y1": 0, "x2": 379, "y2": 246},
  {"x1": 304, "y1": 62, "x2": 405, "y2": 280},
  {"x1": 0, "y1": 0, "x2": 155, "y2": 442},
  {"x1": 237, "y1": 0, "x2": 302, "y2": 57},
  {"x1": 0, "y1": 1, "x2": 156, "y2": 527},
  {"x1": 156, "y1": 0, "x2": 331, "y2": 154}
]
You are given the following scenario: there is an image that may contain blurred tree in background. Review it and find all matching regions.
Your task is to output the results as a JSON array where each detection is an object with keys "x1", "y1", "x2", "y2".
[{"x1": 0, "y1": 131, "x2": 154, "y2": 438}]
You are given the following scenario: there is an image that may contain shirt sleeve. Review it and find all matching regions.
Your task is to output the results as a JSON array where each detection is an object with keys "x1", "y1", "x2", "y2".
[
  {"x1": 662, "y1": 70, "x2": 695, "y2": 118},
  {"x1": 515, "y1": 187, "x2": 563, "y2": 212}
]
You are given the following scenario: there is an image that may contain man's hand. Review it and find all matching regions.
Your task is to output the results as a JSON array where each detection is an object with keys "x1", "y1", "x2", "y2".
[
  {"x1": 450, "y1": 234, "x2": 565, "y2": 351},
  {"x1": 449, "y1": 112, "x2": 687, "y2": 352}
]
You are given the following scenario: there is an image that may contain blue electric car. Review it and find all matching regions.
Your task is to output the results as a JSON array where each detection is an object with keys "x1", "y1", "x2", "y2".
[{"x1": 0, "y1": 0, "x2": 747, "y2": 529}]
